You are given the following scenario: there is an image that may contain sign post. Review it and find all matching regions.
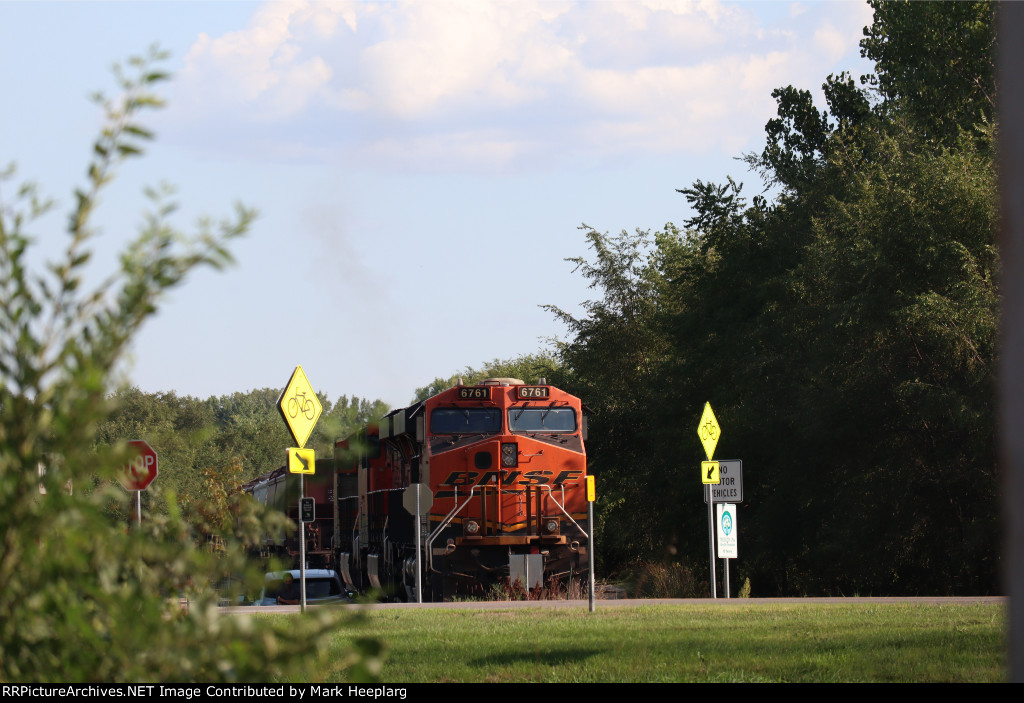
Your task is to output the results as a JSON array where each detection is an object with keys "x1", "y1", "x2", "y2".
[
  {"x1": 716, "y1": 503, "x2": 737, "y2": 598},
  {"x1": 278, "y1": 365, "x2": 323, "y2": 612},
  {"x1": 117, "y1": 440, "x2": 158, "y2": 528},
  {"x1": 403, "y1": 483, "x2": 433, "y2": 603},
  {"x1": 698, "y1": 403, "x2": 721, "y2": 598},
  {"x1": 586, "y1": 475, "x2": 596, "y2": 613},
  {"x1": 705, "y1": 460, "x2": 743, "y2": 598}
]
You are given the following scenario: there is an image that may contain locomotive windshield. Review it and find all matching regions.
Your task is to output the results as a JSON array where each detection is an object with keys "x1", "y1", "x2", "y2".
[
  {"x1": 430, "y1": 407, "x2": 502, "y2": 434},
  {"x1": 508, "y1": 407, "x2": 576, "y2": 433}
]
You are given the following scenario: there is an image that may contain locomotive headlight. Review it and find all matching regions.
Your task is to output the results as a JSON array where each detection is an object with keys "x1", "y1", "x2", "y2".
[
  {"x1": 544, "y1": 519, "x2": 560, "y2": 535},
  {"x1": 464, "y1": 520, "x2": 480, "y2": 535},
  {"x1": 501, "y1": 442, "x2": 518, "y2": 468}
]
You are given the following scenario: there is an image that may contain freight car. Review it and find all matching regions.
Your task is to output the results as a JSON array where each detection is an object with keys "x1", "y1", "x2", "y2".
[
  {"x1": 241, "y1": 458, "x2": 340, "y2": 569},
  {"x1": 244, "y1": 378, "x2": 589, "y2": 601}
]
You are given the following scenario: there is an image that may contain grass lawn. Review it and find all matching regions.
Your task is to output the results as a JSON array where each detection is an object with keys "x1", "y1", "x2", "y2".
[{"x1": 304, "y1": 601, "x2": 1005, "y2": 683}]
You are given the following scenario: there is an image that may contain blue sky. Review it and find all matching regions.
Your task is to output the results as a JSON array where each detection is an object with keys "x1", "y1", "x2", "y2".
[{"x1": 1, "y1": 1, "x2": 874, "y2": 408}]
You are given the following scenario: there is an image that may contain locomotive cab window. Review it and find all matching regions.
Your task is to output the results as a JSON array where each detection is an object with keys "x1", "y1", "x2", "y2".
[
  {"x1": 430, "y1": 407, "x2": 502, "y2": 434},
  {"x1": 508, "y1": 407, "x2": 577, "y2": 433}
]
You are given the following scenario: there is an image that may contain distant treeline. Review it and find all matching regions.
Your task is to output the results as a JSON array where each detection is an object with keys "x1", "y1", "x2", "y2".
[{"x1": 94, "y1": 387, "x2": 388, "y2": 524}]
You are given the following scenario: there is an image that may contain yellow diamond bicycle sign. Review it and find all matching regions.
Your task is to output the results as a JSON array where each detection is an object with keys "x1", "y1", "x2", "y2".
[
  {"x1": 698, "y1": 402, "x2": 720, "y2": 461},
  {"x1": 277, "y1": 365, "x2": 323, "y2": 448}
]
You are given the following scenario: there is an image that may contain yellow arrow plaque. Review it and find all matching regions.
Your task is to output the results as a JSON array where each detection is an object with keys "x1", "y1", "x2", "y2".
[
  {"x1": 702, "y1": 461, "x2": 720, "y2": 484},
  {"x1": 288, "y1": 447, "x2": 316, "y2": 475}
]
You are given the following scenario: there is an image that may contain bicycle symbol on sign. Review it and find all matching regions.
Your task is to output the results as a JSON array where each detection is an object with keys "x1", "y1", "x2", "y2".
[
  {"x1": 699, "y1": 418, "x2": 718, "y2": 441},
  {"x1": 287, "y1": 390, "x2": 316, "y2": 420}
]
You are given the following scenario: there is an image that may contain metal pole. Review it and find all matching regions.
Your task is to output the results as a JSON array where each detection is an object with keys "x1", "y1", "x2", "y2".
[
  {"x1": 707, "y1": 484, "x2": 716, "y2": 598},
  {"x1": 415, "y1": 483, "x2": 423, "y2": 604},
  {"x1": 718, "y1": 502, "x2": 730, "y2": 599},
  {"x1": 588, "y1": 498, "x2": 595, "y2": 612},
  {"x1": 136, "y1": 491, "x2": 141, "y2": 529},
  {"x1": 300, "y1": 473, "x2": 307, "y2": 612}
]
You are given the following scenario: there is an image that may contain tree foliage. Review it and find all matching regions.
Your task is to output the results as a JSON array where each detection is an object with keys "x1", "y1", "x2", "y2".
[
  {"x1": 551, "y1": 2, "x2": 999, "y2": 595},
  {"x1": 860, "y1": 0, "x2": 996, "y2": 144},
  {"x1": 0, "y1": 48, "x2": 377, "y2": 681},
  {"x1": 411, "y1": 352, "x2": 562, "y2": 404},
  {"x1": 92, "y1": 387, "x2": 389, "y2": 531},
  {"x1": 543, "y1": 226, "x2": 685, "y2": 570}
]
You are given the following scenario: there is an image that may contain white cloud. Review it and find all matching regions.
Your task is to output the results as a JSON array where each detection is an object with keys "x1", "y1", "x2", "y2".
[
  {"x1": 814, "y1": 22, "x2": 850, "y2": 65},
  {"x1": 359, "y1": 129, "x2": 532, "y2": 172},
  {"x1": 178, "y1": 0, "x2": 344, "y2": 120},
  {"x1": 171, "y1": 0, "x2": 874, "y2": 171}
]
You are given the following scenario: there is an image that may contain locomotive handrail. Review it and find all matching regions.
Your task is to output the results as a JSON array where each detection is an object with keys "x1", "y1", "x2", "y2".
[
  {"x1": 364, "y1": 487, "x2": 403, "y2": 496},
  {"x1": 351, "y1": 508, "x2": 359, "y2": 557},
  {"x1": 423, "y1": 482, "x2": 589, "y2": 574},
  {"x1": 425, "y1": 485, "x2": 482, "y2": 572},
  {"x1": 541, "y1": 483, "x2": 589, "y2": 542}
]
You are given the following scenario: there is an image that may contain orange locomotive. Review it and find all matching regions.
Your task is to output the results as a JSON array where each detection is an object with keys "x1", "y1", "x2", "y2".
[{"x1": 335, "y1": 377, "x2": 589, "y2": 601}]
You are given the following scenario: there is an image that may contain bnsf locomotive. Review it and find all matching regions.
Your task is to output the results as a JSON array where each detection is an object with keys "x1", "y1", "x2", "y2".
[{"x1": 244, "y1": 378, "x2": 589, "y2": 601}]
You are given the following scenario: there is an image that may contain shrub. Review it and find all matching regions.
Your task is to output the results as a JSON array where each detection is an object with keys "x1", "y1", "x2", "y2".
[
  {"x1": 630, "y1": 561, "x2": 707, "y2": 599},
  {"x1": 0, "y1": 47, "x2": 375, "y2": 683}
]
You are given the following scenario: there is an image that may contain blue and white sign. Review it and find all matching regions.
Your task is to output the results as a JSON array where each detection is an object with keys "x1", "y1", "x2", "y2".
[{"x1": 716, "y1": 503, "x2": 737, "y2": 559}]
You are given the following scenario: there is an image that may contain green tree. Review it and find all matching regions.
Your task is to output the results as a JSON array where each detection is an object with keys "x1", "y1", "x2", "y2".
[
  {"x1": 93, "y1": 387, "x2": 391, "y2": 534},
  {"x1": 788, "y1": 126, "x2": 998, "y2": 593},
  {"x1": 0, "y1": 48, "x2": 378, "y2": 681},
  {"x1": 860, "y1": 0, "x2": 996, "y2": 145},
  {"x1": 551, "y1": 1, "x2": 999, "y2": 595},
  {"x1": 544, "y1": 227, "x2": 687, "y2": 571},
  {"x1": 204, "y1": 387, "x2": 293, "y2": 478},
  {"x1": 411, "y1": 351, "x2": 562, "y2": 403},
  {"x1": 95, "y1": 388, "x2": 218, "y2": 518},
  {"x1": 684, "y1": 2, "x2": 997, "y2": 595},
  {"x1": 315, "y1": 394, "x2": 391, "y2": 444}
]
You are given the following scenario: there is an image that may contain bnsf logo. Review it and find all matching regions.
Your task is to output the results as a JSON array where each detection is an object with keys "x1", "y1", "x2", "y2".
[{"x1": 442, "y1": 470, "x2": 584, "y2": 487}]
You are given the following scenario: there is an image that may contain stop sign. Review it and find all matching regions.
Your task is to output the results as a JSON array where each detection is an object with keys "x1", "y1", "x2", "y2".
[
  {"x1": 118, "y1": 440, "x2": 158, "y2": 491},
  {"x1": 402, "y1": 483, "x2": 432, "y2": 515}
]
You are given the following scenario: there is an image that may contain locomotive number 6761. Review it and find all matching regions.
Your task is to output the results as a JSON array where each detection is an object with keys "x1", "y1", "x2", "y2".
[{"x1": 246, "y1": 377, "x2": 589, "y2": 601}]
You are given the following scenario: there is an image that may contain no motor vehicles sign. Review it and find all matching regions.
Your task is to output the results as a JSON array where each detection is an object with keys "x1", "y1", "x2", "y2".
[{"x1": 705, "y1": 460, "x2": 742, "y2": 503}]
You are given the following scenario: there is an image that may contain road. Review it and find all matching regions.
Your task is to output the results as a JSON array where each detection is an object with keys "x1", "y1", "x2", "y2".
[{"x1": 223, "y1": 595, "x2": 1004, "y2": 613}]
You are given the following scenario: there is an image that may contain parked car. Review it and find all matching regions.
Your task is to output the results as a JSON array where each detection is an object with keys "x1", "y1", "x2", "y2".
[{"x1": 254, "y1": 569, "x2": 348, "y2": 606}]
